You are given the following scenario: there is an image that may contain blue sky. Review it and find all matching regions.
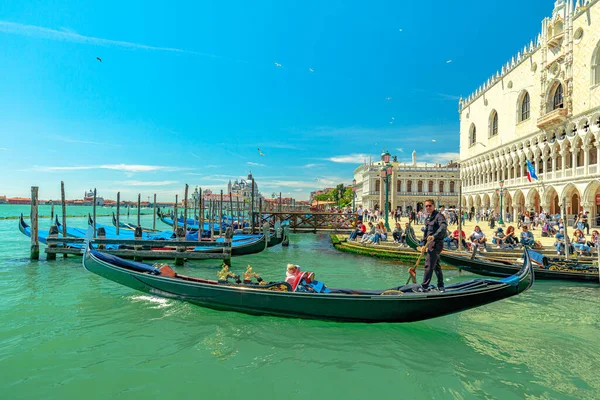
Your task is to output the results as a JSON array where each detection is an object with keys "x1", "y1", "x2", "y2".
[{"x1": 0, "y1": 0, "x2": 552, "y2": 201}]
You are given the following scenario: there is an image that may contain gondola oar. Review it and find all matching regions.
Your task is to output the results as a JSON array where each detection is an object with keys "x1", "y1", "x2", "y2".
[{"x1": 407, "y1": 236, "x2": 433, "y2": 284}]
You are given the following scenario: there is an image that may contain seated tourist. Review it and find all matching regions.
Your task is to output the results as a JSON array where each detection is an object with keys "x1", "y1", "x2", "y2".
[
  {"x1": 349, "y1": 221, "x2": 367, "y2": 241},
  {"x1": 519, "y1": 225, "x2": 535, "y2": 248},
  {"x1": 554, "y1": 228, "x2": 567, "y2": 255},
  {"x1": 360, "y1": 222, "x2": 376, "y2": 243},
  {"x1": 399, "y1": 223, "x2": 413, "y2": 247},
  {"x1": 469, "y1": 225, "x2": 487, "y2": 252},
  {"x1": 572, "y1": 229, "x2": 591, "y2": 256},
  {"x1": 451, "y1": 229, "x2": 467, "y2": 250},
  {"x1": 492, "y1": 227, "x2": 506, "y2": 248},
  {"x1": 285, "y1": 264, "x2": 302, "y2": 285},
  {"x1": 504, "y1": 226, "x2": 517, "y2": 248},
  {"x1": 392, "y1": 223, "x2": 403, "y2": 243}
]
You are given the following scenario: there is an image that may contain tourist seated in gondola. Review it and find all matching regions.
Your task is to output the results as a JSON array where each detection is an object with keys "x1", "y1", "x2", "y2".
[
  {"x1": 285, "y1": 264, "x2": 329, "y2": 293},
  {"x1": 572, "y1": 229, "x2": 591, "y2": 256},
  {"x1": 519, "y1": 225, "x2": 535, "y2": 248},
  {"x1": 469, "y1": 225, "x2": 487, "y2": 252},
  {"x1": 349, "y1": 221, "x2": 367, "y2": 241},
  {"x1": 492, "y1": 227, "x2": 506, "y2": 248}
]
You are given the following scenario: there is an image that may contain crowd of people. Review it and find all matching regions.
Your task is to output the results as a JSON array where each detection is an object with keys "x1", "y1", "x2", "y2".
[{"x1": 346, "y1": 205, "x2": 599, "y2": 257}]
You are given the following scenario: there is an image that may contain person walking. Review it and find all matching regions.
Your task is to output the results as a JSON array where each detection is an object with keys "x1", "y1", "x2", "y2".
[{"x1": 420, "y1": 199, "x2": 447, "y2": 292}]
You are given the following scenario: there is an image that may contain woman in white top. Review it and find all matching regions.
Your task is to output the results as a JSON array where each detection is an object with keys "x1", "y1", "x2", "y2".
[{"x1": 470, "y1": 225, "x2": 487, "y2": 252}]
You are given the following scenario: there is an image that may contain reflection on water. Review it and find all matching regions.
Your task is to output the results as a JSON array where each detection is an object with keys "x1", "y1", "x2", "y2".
[{"x1": 1, "y1": 216, "x2": 600, "y2": 399}]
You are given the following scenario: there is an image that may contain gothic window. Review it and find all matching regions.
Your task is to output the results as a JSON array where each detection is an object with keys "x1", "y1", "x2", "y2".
[
  {"x1": 417, "y1": 181, "x2": 423, "y2": 192},
  {"x1": 593, "y1": 41, "x2": 600, "y2": 86},
  {"x1": 577, "y1": 147, "x2": 584, "y2": 167},
  {"x1": 406, "y1": 180, "x2": 412, "y2": 192},
  {"x1": 590, "y1": 138, "x2": 598, "y2": 165},
  {"x1": 439, "y1": 181, "x2": 444, "y2": 193},
  {"x1": 489, "y1": 110, "x2": 498, "y2": 137},
  {"x1": 375, "y1": 179, "x2": 380, "y2": 192},
  {"x1": 450, "y1": 181, "x2": 455, "y2": 193},
  {"x1": 552, "y1": 83, "x2": 564, "y2": 110},
  {"x1": 469, "y1": 124, "x2": 476, "y2": 146},
  {"x1": 428, "y1": 180, "x2": 434, "y2": 192},
  {"x1": 520, "y1": 92, "x2": 530, "y2": 122},
  {"x1": 396, "y1": 180, "x2": 402, "y2": 192}
]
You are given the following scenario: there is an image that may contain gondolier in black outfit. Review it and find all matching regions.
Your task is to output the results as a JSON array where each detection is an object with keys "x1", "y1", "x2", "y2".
[{"x1": 421, "y1": 199, "x2": 447, "y2": 291}]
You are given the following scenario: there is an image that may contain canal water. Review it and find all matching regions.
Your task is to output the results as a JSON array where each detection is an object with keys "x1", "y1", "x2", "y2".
[{"x1": 1, "y1": 206, "x2": 599, "y2": 399}]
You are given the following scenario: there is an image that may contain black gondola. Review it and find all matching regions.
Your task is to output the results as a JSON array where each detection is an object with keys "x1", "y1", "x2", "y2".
[
  {"x1": 82, "y1": 242, "x2": 534, "y2": 323},
  {"x1": 405, "y1": 225, "x2": 599, "y2": 282}
]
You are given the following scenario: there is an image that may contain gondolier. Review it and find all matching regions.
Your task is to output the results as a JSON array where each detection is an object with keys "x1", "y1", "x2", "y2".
[{"x1": 421, "y1": 199, "x2": 447, "y2": 291}]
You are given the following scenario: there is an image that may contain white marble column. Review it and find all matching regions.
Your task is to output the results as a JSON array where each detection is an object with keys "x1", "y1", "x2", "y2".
[
  {"x1": 571, "y1": 146, "x2": 577, "y2": 172},
  {"x1": 584, "y1": 145, "x2": 590, "y2": 174}
]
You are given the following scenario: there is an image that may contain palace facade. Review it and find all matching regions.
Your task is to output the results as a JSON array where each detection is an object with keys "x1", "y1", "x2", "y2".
[
  {"x1": 459, "y1": 0, "x2": 600, "y2": 223},
  {"x1": 353, "y1": 151, "x2": 460, "y2": 212}
]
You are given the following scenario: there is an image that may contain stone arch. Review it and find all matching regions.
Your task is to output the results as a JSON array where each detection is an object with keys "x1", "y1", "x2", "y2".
[
  {"x1": 482, "y1": 193, "x2": 491, "y2": 209},
  {"x1": 469, "y1": 123, "x2": 477, "y2": 146},
  {"x1": 489, "y1": 109, "x2": 499, "y2": 137},
  {"x1": 543, "y1": 185, "x2": 560, "y2": 215},
  {"x1": 592, "y1": 39, "x2": 600, "y2": 87},
  {"x1": 546, "y1": 79, "x2": 564, "y2": 113},
  {"x1": 526, "y1": 188, "x2": 542, "y2": 213},
  {"x1": 513, "y1": 189, "x2": 526, "y2": 215},
  {"x1": 560, "y1": 183, "x2": 582, "y2": 217}
]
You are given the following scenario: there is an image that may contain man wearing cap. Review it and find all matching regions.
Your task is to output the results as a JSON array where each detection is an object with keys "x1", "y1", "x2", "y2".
[
  {"x1": 554, "y1": 228, "x2": 567, "y2": 255},
  {"x1": 492, "y1": 227, "x2": 506, "y2": 248},
  {"x1": 420, "y1": 199, "x2": 447, "y2": 292}
]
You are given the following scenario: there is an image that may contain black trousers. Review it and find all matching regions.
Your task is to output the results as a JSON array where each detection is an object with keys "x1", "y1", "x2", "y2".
[{"x1": 422, "y1": 240, "x2": 444, "y2": 289}]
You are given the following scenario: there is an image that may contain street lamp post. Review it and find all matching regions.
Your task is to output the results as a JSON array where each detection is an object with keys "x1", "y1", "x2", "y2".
[
  {"x1": 380, "y1": 150, "x2": 393, "y2": 231},
  {"x1": 352, "y1": 178, "x2": 357, "y2": 213},
  {"x1": 497, "y1": 180, "x2": 507, "y2": 225}
]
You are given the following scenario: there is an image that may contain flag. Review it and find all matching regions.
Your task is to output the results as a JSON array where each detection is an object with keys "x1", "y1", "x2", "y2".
[{"x1": 526, "y1": 160, "x2": 538, "y2": 182}]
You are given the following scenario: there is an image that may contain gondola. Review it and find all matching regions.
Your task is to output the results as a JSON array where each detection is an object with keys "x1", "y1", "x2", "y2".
[
  {"x1": 156, "y1": 209, "x2": 221, "y2": 232},
  {"x1": 111, "y1": 213, "x2": 157, "y2": 232},
  {"x1": 405, "y1": 226, "x2": 599, "y2": 282},
  {"x1": 82, "y1": 242, "x2": 534, "y2": 323},
  {"x1": 19, "y1": 214, "x2": 82, "y2": 248}
]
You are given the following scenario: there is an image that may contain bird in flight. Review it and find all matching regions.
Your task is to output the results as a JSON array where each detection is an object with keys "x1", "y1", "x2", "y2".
[
  {"x1": 446, "y1": 60, "x2": 453, "y2": 64},
  {"x1": 96, "y1": 57, "x2": 102, "y2": 62},
  {"x1": 432, "y1": 139, "x2": 437, "y2": 143},
  {"x1": 258, "y1": 148, "x2": 265, "y2": 156},
  {"x1": 385, "y1": 97, "x2": 392, "y2": 101},
  {"x1": 274, "y1": 62, "x2": 282, "y2": 67},
  {"x1": 308, "y1": 68, "x2": 314, "y2": 73},
  {"x1": 391, "y1": 117, "x2": 395, "y2": 120},
  {"x1": 398, "y1": 28, "x2": 403, "y2": 32}
]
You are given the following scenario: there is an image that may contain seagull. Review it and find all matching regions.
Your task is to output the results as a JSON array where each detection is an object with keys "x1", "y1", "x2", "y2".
[
  {"x1": 385, "y1": 97, "x2": 392, "y2": 101},
  {"x1": 446, "y1": 60, "x2": 453, "y2": 64},
  {"x1": 258, "y1": 148, "x2": 265, "y2": 156},
  {"x1": 389, "y1": 122, "x2": 394, "y2": 124},
  {"x1": 391, "y1": 117, "x2": 395, "y2": 120},
  {"x1": 96, "y1": 57, "x2": 102, "y2": 62},
  {"x1": 432, "y1": 139, "x2": 437, "y2": 142},
  {"x1": 274, "y1": 62, "x2": 282, "y2": 67},
  {"x1": 309, "y1": 68, "x2": 314, "y2": 73},
  {"x1": 398, "y1": 28, "x2": 403, "y2": 32}
]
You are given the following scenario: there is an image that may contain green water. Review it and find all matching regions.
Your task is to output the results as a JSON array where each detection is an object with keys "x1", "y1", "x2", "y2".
[{"x1": 1, "y1": 206, "x2": 599, "y2": 399}]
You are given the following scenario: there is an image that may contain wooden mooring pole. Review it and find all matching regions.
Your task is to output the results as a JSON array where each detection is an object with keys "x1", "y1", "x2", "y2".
[
  {"x1": 251, "y1": 178, "x2": 255, "y2": 233},
  {"x1": 50, "y1": 201, "x2": 54, "y2": 219},
  {"x1": 116, "y1": 192, "x2": 120, "y2": 236},
  {"x1": 30, "y1": 186, "x2": 39, "y2": 260},
  {"x1": 93, "y1": 188, "x2": 97, "y2": 238},
  {"x1": 153, "y1": 194, "x2": 157, "y2": 231},
  {"x1": 61, "y1": 181, "x2": 67, "y2": 258},
  {"x1": 198, "y1": 188, "x2": 203, "y2": 241},
  {"x1": 220, "y1": 190, "x2": 224, "y2": 236},
  {"x1": 137, "y1": 193, "x2": 141, "y2": 227},
  {"x1": 183, "y1": 184, "x2": 189, "y2": 234},
  {"x1": 174, "y1": 195, "x2": 178, "y2": 233}
]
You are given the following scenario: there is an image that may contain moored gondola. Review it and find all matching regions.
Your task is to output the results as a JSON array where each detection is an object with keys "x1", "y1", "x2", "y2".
[
  {"x1": 82, "y1": 242, "x2": 534, "y2": 323},
  {"x1": 405, "y1": 226, "x2": 599, "y2": 282}
]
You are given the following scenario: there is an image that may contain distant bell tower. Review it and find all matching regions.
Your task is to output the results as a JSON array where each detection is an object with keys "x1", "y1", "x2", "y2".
[{"x1": 412, "y1": 150, "x2": 417, "y2": 166}]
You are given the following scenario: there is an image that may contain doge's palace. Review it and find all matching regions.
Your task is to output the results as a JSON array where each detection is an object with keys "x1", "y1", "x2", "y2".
[{"x1": 459, "y1": 0, "x2": 600, "y2": 224}]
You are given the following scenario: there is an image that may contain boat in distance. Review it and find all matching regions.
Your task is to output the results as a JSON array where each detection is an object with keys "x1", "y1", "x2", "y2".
[
  {"x1": 405, "y1": 226, "x2": 599, "y2": 282},
  {"x1": 83, "y1": 243, "x2": 534, "y2": 323}
]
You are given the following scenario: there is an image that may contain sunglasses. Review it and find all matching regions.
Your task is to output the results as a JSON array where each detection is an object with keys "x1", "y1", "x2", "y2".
[{"x1": 425, "y1": 204, "x2": 433, "y2": 208}]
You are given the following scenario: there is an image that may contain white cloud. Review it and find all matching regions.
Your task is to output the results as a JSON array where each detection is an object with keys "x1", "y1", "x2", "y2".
[
  {"x1": 116, "y1": 180, "x2": 179, "y2": 187},
  {"x1": 0, "y1": 21, "x2": 215, "y2": 57},
  {"x1": 301, "y1": 163, "x2": 322, "y2": 168},
  {"x1": 33, "y1": 164, "x2": 191, "y2": 172},
  {"x1": 396, "y1": 148, "x2": 404, "y2": 153},
  {"x1": 247, "y1": 162, "x2": 265, "y2": 167},
  {"x1": 327, "y1": 153, "x2": 372, "y2": 163},
  {"x1": 51, "y1": 136, "x2": 119, "y2": 147},
  {"x1": 401, "y1": 152, "x2": 459, "y2": 164}
]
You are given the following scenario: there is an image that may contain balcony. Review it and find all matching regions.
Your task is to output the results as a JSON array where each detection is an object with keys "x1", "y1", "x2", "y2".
[{"x1": 537, "y1": 108, "x2": 568, "y2": 129}]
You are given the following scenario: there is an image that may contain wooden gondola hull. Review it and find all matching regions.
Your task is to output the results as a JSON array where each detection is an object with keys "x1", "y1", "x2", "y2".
[{"x1": 83, "y1": 245, "x2": 533, "y2": 323}]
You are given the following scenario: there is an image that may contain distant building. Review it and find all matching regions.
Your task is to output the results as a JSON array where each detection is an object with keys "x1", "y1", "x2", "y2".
[
  {"x1": 7, "y1": 197, "x2": 31, "y2": 205},
  {"x1": 0, "y1": 196, "x2": 6, "y2": 204},
  {"x1": 227, "y1": 172, "x2": 261, "y2": 202},
  {"x1": 353, "y1": 150, "x2": 460, "y2": 212},
  {"x1": 84, "y1": 189, "x2": 104, "y2": 206}
]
